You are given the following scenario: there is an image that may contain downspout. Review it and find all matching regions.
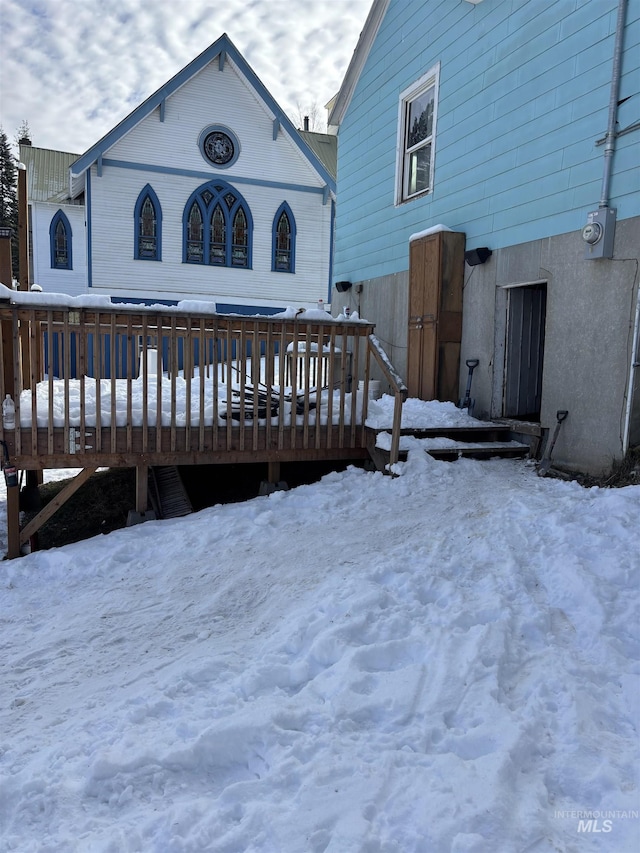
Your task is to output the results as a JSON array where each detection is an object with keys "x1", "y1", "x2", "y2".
[
  {"x1": 607, "y1": 0, "x2": 640, "y2": 454},
  {"x1": 624, "y1": 274, "x2": 640, "y2": 453},
  {"x1": 599, "y1": 0, "x2": 626, "y2": 210}
]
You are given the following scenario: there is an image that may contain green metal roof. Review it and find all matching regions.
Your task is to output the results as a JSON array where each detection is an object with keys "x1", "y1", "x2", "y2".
[
  {"x1": 298, "y1": 131, "x2": 337, "y2": 180},
  {"x1": 19, "y1": 145, "x2": 80, "y2": 203}
]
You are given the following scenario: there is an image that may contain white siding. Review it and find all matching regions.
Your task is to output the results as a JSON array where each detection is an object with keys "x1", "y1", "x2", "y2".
[
  {"x1": 31, "y1": 203, "x2": 87, "y2": 297},
  {"x1": 90, "y1": 167, "x2": 330, "y2": 305},
  {"x1": 86, "y1": 54, "x2": 332, "y2": 308},
  {"x1": 107, "y1": 58, "x2": 324, "y2": 190}
]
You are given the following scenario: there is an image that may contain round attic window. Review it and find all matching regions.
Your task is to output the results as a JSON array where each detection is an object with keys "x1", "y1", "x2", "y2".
[{"x1": 199, "y1": 126, "x2": 240, "y2": 169}]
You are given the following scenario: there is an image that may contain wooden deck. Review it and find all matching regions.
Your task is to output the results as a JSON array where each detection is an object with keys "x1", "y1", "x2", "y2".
[{"x1": 1, "y1": 297, "x2": 407, "y2": 557}]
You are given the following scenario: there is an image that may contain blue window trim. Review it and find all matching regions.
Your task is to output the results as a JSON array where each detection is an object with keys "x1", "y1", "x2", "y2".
[
  {"x1": 49, "y1": 210, "x2": 72, "y2": 270},
  {"x1": 198, "y1": 125, "x2": 240, "y2": 170},
  {"x1": 272, "y1": 202, "x2": 296, "y2": 273},
  {"x1": 134, "y1": 184, "x2": 162, "y2": 261},
  {"x1": 86, "y1": 170, "x2": 92, "y2": 287},
  {"x1": 99, "y1": 157, "x2": 328, "y2": 198},
  {"x1": 182, "y1": 180, "x2": 253, "y2": 268}
]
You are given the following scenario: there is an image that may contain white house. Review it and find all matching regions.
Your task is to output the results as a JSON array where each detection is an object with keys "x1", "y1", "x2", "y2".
[{"x1": 21, "y1": 33, "x2": 336, "y2": 315}]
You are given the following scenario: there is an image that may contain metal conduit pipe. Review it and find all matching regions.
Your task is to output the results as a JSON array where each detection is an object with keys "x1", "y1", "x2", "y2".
[
  {"x1": 608, "y1": 0, "x2": 640, "y2": 455},
  {"x1": 599, "y1": 0, "x2": 627, "y2": 209}
]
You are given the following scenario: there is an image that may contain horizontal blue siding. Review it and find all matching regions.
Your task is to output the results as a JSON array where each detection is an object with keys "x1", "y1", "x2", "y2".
[{"x1": 334, "y1": 0, "x2": 639, "y2": 283}]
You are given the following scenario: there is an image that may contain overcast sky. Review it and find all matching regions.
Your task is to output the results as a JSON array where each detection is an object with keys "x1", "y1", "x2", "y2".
[{"x1": 0, "y1": 0, "x2": 372, "y2": 154}]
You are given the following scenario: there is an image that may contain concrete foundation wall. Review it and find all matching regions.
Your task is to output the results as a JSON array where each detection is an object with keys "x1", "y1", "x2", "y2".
[
  {"x1": 333, "y1": 271, "x2": 409, "y2": 389},
  {"x1": 334, "y1": 216, "x2": 640, "y2": 475}
]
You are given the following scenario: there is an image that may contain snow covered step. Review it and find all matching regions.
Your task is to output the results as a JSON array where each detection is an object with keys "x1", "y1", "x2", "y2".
[
  {"x1": 367, "y1": 428, "x2": 530, "y2": 470},
  {"x1": 424, "y1": 439, "x2": 530, "y2": 461}
]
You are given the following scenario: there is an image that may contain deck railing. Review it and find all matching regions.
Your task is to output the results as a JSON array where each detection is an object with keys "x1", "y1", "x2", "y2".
[{"x1": 0, "y1": 301, "x2": 406, "y2": 470}]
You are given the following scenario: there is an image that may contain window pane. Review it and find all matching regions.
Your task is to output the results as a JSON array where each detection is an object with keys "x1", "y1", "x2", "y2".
[
  {"x1": 54, "y1": 221, "x2": 68, "y2": 267},
  {"x1": 275, "y1": 212, "x2": 291, "y2": 271},
  {"x1": 187, "y1": 204, "x2": 204, "y2": 262},
  {"x1": 406, "y1": 86, "x2": 434, "y2": 149},
  {"x1": 140, "y1": 198, "x2": 155, "y2": 237},
  {"x1": 138, "y1": 197, "x2": 156, "y2": 258},
  {"x1": 210, "y1": 205, "x2": 226, "y2": 265},
  {"x1": 408, "y1": 142, "x2": 431, "y2": 196},
  {"x1": 232, "y1": 208, "x2": 248, "y2": 267}
]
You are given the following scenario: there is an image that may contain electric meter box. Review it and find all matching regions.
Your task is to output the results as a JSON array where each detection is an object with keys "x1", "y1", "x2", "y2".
[{"x1": 582, "y1": 207, "x2": 616, "y2": 259}]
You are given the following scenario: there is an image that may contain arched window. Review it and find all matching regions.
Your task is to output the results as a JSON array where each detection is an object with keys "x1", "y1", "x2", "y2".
[
  {"x1": 134, "y1": 185, "x2": 162, "y2": 260},
  {"x1": 182, "y1": 181, "x2": 252, "y2": 268},
  {"x1": 272, "y1": 202, "x2": 296, "y2": 273},
  {"x1": 232, "y1": 208, "x2": 248, "y2": 267},
  {"x1": 186, "y1": 202, "x2": 205, "y2": 263},
  {"x1": 49, "y1": 210, "x2": 72, "y2": 270},
  {"x1": 209, "y1": 204, "x2": 226, "y2": 265}
]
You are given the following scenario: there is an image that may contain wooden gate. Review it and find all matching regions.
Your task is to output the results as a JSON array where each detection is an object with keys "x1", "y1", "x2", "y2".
[{"x1": 407, "y1": 230, "x2": 464, "y2": 401}]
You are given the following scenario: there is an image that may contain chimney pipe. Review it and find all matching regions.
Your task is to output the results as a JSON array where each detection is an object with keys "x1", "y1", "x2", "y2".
[{"x1": 304, "y1": 116, "x2": 309, "y2": 131}]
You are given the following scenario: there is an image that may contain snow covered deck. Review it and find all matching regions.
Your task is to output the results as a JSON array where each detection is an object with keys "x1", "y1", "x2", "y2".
[{"x1": 0, "y1": 291, "x2": 407, "y2": 556}]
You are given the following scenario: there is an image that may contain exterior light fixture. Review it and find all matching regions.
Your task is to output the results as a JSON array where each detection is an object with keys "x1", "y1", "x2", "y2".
[
  {"x1": 464, "y1": 247, "x2": 492, "y2": 266},
  {"x1": 335, "y1": 280, "x2": 352, "y2": 292}
]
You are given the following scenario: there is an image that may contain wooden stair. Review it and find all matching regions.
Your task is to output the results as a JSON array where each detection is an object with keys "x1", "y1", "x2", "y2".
[
  {"x1": 148, "y1": 466, "x2": 193, "y2": 519},
  {"x1": 366, "y1": 424, "x2": 531, "y2": 471}
]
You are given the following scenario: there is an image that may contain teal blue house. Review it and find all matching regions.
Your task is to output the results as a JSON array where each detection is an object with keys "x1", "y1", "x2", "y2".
[{"x1": 330, "y1": 0, "x2": 640, "y2": 474}]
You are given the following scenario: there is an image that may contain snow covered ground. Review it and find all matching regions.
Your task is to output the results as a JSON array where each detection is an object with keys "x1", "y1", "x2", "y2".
[{"x1": 1, "y1": 430, "x2": 639, "y2": 851}]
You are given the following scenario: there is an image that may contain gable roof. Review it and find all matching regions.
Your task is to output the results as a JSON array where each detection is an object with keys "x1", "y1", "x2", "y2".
[
  {"x1": 70, "y1": 33, "x2": 335, "y2": 193},
  {"x1": 328, "y1": 0, "x2": 390, "y2": 130},
  {"x1": 20, "y1": 144, "x2": 80, "y2": 203}
]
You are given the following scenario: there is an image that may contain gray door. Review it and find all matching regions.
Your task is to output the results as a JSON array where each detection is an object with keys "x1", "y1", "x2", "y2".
[{"x1": 504, "y1": 283, "x2": 547, "y2": 420}]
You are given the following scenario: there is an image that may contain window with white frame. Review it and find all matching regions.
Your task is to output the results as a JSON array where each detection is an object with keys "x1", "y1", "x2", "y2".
[{"x1": 396, "y1": 64, "x2": 440, "y2": 204}]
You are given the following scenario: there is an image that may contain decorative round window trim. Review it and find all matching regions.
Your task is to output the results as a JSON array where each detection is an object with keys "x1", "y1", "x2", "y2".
[{"x1": 198, "y1": 125, "x2": 240, "y2": 169}]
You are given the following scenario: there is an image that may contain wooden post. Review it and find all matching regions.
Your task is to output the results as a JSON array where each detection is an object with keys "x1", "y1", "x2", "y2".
[
  {"x1": 267, "y1": 461, "x2": 280, "y2": 484},
  {"x1": 17, "y1": 164, "x2": 31, "y2": 390},
  {"x1": 136, "y1": 464, "x2": 148, "y2": 513},
  {"x1": 0, "y1": 229, "x2": 20, "y2": 558},
  {"x1": 17, "y1": 165, "x2": 29, "y2": 292},
  {"x1": 0, "y1": 228, "x2": 14, "y2": 395},
  {"x1": 5, "y1": 478, "x2": 20, "y2": 559}
]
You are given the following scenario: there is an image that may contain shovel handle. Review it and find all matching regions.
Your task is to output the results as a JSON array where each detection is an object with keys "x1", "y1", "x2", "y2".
[
  {"x1": 466, "y1": 359, "x2": 479, "y2": 370},
  {"x1": 556, "y1": 410, "x2": 568, "y2": 423}
]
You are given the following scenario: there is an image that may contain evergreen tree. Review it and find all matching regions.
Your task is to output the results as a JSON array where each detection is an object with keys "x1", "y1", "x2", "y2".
[
  {"x1": 0, "y1": 127, "x2": 18, "y2": 281},
  {"x1": 15, "y1": 119, "x2": 31, "y2": 146}
]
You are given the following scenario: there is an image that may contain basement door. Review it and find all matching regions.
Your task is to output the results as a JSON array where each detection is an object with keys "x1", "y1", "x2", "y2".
[{"x1": 503, "y1": 282, "x2": 547, "y2": 420}]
